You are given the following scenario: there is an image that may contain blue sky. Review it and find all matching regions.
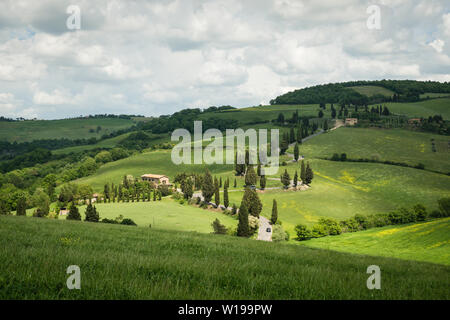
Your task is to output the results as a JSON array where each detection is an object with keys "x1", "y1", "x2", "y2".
[{"x1": 0, "y1": 0, "x2": 449, "y2": 119}]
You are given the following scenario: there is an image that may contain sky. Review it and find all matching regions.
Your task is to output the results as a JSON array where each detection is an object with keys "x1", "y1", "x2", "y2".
[{"x1": 0, "y1": 0, "x2": 449, "y2": 120}]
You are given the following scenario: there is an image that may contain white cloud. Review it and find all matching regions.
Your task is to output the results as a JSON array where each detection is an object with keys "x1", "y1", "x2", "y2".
[{"x1": 0, "y1": 0, "x2": 448, "y2": 119}]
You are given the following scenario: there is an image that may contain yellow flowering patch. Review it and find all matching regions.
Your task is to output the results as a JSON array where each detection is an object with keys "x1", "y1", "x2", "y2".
[
  {"x1": 340, "y1": 170, "x2": 355, "y2": 184},
  {"x1": 60, "y1": 236, "x2": 81, "y2": 246},
  {"x1": 376, "y1": 228, "x2": 401, "y2": 237},
  {"x1": 426, "y1": 240, "x2": 450, "y2": 249}
]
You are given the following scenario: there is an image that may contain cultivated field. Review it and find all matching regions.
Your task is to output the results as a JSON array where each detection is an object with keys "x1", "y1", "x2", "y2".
[{"x1": 349, "y1": 85, "x2": 394, "y2": 97}]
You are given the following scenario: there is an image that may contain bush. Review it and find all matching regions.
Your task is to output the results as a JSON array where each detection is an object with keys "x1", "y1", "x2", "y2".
[
  {"x1": 211, "y1": 218, "x2": 228, "y2": 234},
  {"x1": 272, "y1": 225, "x2": 289, "y2": 242},
  {"x1": 157, "y1": 184, "x2": 172, "y2": 197},
  {"x1": 121, "y1": 218, "x2": 137, "y2": 226},
  {"x1": 413, "y1": 204, "x2": 427, "y2": 221},
  {"x1": 311, "y1": 224, "x2": 328, "y2": 238},
  {"x1": 339, "y1": 218, "x2": 360, "y2": 232},
  {"x1": 438, "y1": 197, "x2": 450, "y2": 217},
  {"x1": 354, "y1": 214, "x2": 369, "y2": 229},
  {"x1": 317, "y1": 218, "x2": 342, "y2": 235},
  {"x1": 295, "y1": 224, "x2": 312, "y2": 240},
  {"x1": 430, "y1": 209, "x2": 443, "y2": 218},
  {"x1": 101, "y1": 218, "x2": 118, "y2": 224}
]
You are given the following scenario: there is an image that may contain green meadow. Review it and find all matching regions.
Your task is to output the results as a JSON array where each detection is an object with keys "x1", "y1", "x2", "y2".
[
  {"x1": 227, "y1": 159, "x2": 450, "y2": 236},
  {"x1": 0, "y1": 117, "x2": 138, "y2": 143},
  {"x1": 375, "y1": 98, "x2": 450, "y2": 119},
  {"x1": 303, "y1": 218, "x2": 450, "y2": 265},
  {"x1": 63, "y1": 199, "x2": 237, "y2": 233},
  {"x1": 349, "y1": 85, "x2": 394, "y2": 97},
  {"x1": 294, "y1": 127, "x2": 450, "y2": 173},
  {"x1": 1, "y1": 215, "x2": 448, "y2": 299}
]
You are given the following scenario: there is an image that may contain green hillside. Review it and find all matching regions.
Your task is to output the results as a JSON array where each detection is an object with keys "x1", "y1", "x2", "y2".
[
  {"x1": 61, "y1": 199, "x2": 237, "y2": 233},
  {"x1": 0, "y1": 117, "x2": 138, "y2": 143},
  {"x1": 303, "y1": 218, "x2": 450, "y2": 265},
  {"x1": 295, "y1": 127, "x2": 450, "y2": 173},
  {"x1": 227, "y1": 159, "x2": 450, "y2": 235},
  {"x1": 349, "y1": 85, "x2": 394, "y2": 97},
  {"x1": 1, "y1": 215, "x2": 448, "y2": 299},
  {"x1": 376, "y1": 98, "x2": 450, "y2": 119}
]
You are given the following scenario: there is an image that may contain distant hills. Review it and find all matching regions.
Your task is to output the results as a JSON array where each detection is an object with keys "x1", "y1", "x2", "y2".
[{"x1": 270, "y1": 80, "x2": 450, "y2": 106}]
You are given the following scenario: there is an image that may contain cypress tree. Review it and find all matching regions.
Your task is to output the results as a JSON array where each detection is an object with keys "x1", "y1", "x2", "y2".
[
  {"x1": 281, "y1": 169, "x2": 291, "y2": 189},
  {"x1": 157, "y1": 190, "x2": 162, "y2": 201},
  {"x1": 16, "y1": 196, "x2": 27, "y2": 216},
  {"x1": 289, "y1": 127, "x2": 295, "y2": 143},
  {"x1": 214, "y1": 179, "x2": 220, "y2": 207},
  {"x1": 237, "y1": 202, "x2": 250, "y2": 237},
  {"x1": 296, "y1": 126, "x2": 302, "y2": 143},
  {"x1": 202, "y1": 169, "x2": 215, "y2": 203},
  {"x1": 67, "y1": 202, "x2": 81, "y2": 221},
  {"x1": 85, "y1": 203, "x2": 99, "y2": 222},
  {"x1": 305, "y1": 162, "x2": 314, "y2": 185},
  {"x1": 293, "y1": 170, "x2": 298, "y2": 188},
  {"x1": 300, "y1": 160, "x2": 306, "y2": 184},
  {"x1": 271, "y1": 199, "x2": 278, "y2": 224},
  {"x1": 324, "y1": 120, "x2": 329, "y2": 131},
  {"x1": 257, "y1": 163, "x2": 261, "y2": 176},
  {"x1": 153, "y1": 190, "x2": 156, "y2": 201},
  {"x1": 260, "y1": 175, "x2": 266, "y2": 190},
  {"x1": 245, "y1": 165, "x2": 257, "y2": 187},
  {"x1": 232, "y1": 203, "x2": 237, "y2": 215},
  {"x1": 294, "y1": 142, "x2": 299, "y2": 161},
  {"x1": 241, "y1": 187, "x2": 262, "y2": 217},
  {"x1": 233, "y1": 178, "x2": 237, "y2": 188},
  {"x1": 224, "y1": 185, "x2": 229, "y2": 208}
]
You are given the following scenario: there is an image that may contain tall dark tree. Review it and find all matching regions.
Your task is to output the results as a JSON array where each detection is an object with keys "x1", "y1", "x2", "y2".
[
  {"x1": 300, "y1": 161, "x2": 306, "y2": 184},
  {"x1": 224, "y1": 185, "x2": 229, "y2": 208},
  {"x1": 293, "y1": 142, "x2": 299, "y2": 161},
  {"x1": 289, "y1": 127, "x2": 295, "y2": 143},
  {"x1": 323, "y1": 120, "x2": 328, "y2": 131},
  {"x1": 233, "y1": 178, "x2": 237, "y2": 188},
  {"x1": 104, "y1": 183, "x2": 110, "y2": 202},
  {"x1": 245, "y1": 165, "x2": 257, "y2": 187},
  {"x1": 241, "y1": 187, "x2": 262, "y2": 217},
  {"x1": 296, "y1": 126, "x2": 302, "y2": 143},
  {"x1": 305, "y1": 162, "x2": 314, "y2": 185},
  {"x1": 16, "y1": 196, "x2": 27, "y2": 216},
  {"x1": 85, "y1": 203, "x2": 99, "y2": 222},
  {"x1": 214, "y1": 178, "x2": 220, "y2": 207},
  {"x1": 293, "y1": 170, "x2": 298, "y2": 188},
  {"x1": 318, "y1": 110, "x2": 324, "y2": 118},
  {"x1": 271, "y1": 199, "x2": 278, "y2": 224},
  {"x1": 67, "y1": 202, "x2": 81, "y2": 221},
  {"x1": 281, "y1": 169, "x2": 290, "y2": 189},
  {"x1": 260, "y1": 175, "x2": 266, "y2": 190},
  {"x1": 202, "y1": 169, "x2": 215, "y2": 203},
  {"x1": 237, "y1": 202, "x2": 250, "y2": 237},
  {"x1": 0, "y1": 200, "x2": 10, "y2": 215}
]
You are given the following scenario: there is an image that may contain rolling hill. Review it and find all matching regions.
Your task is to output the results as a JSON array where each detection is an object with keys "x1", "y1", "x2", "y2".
[
  {"x1": 303, "y1": 218, "x2": 450, "y2": 265},
  {"x1": 0, "y1": 215, "x2": 448, "y2": 299}
]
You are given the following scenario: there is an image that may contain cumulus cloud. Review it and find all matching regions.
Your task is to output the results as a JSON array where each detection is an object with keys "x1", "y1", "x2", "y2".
[{"x1": 0, "y1": 0, "x2": 448, "y2": 119}]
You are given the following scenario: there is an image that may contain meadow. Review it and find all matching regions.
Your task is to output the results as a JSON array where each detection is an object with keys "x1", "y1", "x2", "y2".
[
  {"x1": 0, "y1": 215, "x2": 448, "y2": 299},
  {"x1": 292, "y1": 127, "x2": 450, "y2": 173},
  {"x1": 303, "y1": 218, "x2": 450, "y2": 265},
  {"x1": 62, "y1": 199, "x2": 237, "y2": 233},
  {"x1": 349, "y1": 85, "x2": 394, "y2": 97},
  {"x1": 374, "y1": 97, "x2": 450, "y2": 119},
  {"x1": 0, "y1": 117, "x2": 137, "y2": 142}
]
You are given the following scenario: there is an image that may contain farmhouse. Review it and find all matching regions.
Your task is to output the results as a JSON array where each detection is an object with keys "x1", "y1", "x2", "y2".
[
  {"x1": 345, "y1": 118, "x2": 358, "y2": 126},
  {"x1": 141, "y1": 174, "x2": 170, "y2": 185},
  {"x1": 408, "y1": 118, "x2": 422, "y2": 125}
]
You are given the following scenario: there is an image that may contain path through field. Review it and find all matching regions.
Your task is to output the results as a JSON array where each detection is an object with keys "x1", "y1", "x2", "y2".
[{"x1": 257, "y1": 216, "x2": 272, "y2": 241}]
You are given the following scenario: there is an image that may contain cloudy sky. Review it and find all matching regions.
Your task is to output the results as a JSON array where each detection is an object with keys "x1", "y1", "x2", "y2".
[{"x1": 0, "y1": 0, "x2": 449, "y2": 119}]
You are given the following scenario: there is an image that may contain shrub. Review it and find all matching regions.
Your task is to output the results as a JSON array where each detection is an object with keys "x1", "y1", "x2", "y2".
[
  {"x1": 211, "y1": 218, "x2": 228, "y2": 234},
  {"x1": 121, "y1": 218, "x2": 137, "y2": 226},
  {"x1": 295, "y1": 224, "x2": 312, "y2": 240},
  {"x1": 413, "y1": 204, "x2": 427, "y2": 221},
  {"x1": 157, "y1": 184, "x2": 172, "y2": 197},
  {"x1": 339, "y1": 218, "x2": 360, "y2": 232},
  {"x1": 311, "y1": 224, "x2": 328, "y2": 238},
  {"x1": 438, "y1": 197, "x2": 450, "y2": 217},
  {"x1": 354, "y1": 214, "x2": 369, "y2": 229},
  {"x1": 430, "y1": 209, "x2": 443, "y2": 218},
  {"x1": 101, "y1": 218, "x2": 118, "y2": 224},
  {"x1": 317, "y1": 218, "x2": 342, "y2": 235},
  {"x1": 272, "y1": 225, "x2": 289, "y2": 242}
]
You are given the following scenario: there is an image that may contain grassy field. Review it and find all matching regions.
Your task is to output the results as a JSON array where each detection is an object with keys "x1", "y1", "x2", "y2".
[
  {"x1": 61, "y1": 199, "x2": 237, "y2": 233},
  {"x1": 293, "y1": 127, "x2": 450, "y2": 173},
  {"x1": 227, "y1": 159, "x2": 450, "y2": 235},
  {"x1": 0, "y1": 117, "x2": 138, "y2": 143},
  {"x1": 0, "y1": 215, "x2": 448, "y2": 299},
  {"x1": 349, "y1": 85, "x2": 394, "y2": 97},
  {"x1": 420, "y1": 92, "x2": 450, "y2": 99},
  {"x1": 302, "y1": 218, "x2": 450, "y2": 265},
  {"x1": 375, "y1": 98, "x2": 450, "y2": 120}
]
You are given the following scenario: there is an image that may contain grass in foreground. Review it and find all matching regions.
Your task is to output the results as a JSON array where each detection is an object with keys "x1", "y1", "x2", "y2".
[
  {"x1": 302, "y1": 218, "x2": 450, "y2": 266},
  {"x1": 0, "y1": 215, "x2": 449, "y2": 299}
]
